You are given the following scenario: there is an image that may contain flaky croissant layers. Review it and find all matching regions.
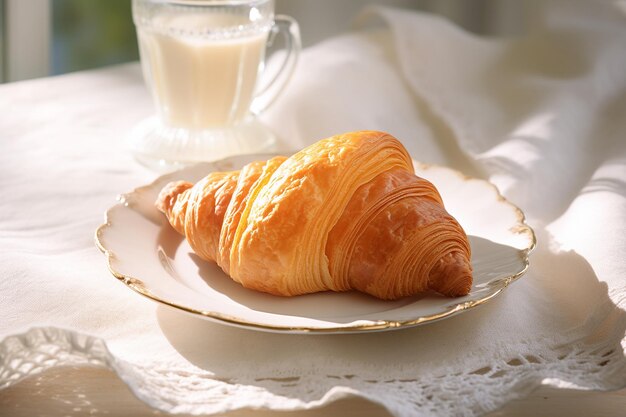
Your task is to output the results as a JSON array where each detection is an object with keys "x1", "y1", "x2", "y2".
[{"x1": 156, "y1": 131, "x2": 473, "y2": 300}]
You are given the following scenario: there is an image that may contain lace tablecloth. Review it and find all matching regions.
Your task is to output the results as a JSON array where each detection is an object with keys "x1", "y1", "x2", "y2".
[{"x1": 2, "y1": 2, "x2": 626, "y2": 416}]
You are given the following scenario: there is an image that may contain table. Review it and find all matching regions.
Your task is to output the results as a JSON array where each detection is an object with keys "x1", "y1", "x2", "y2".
[{"x1": 1, "y1": 62, "x2": 625, "y2": 417}]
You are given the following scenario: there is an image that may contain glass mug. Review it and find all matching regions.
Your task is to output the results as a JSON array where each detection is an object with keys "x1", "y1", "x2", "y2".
[{"x1": 130, "y1": 0, "x2": 300, "y2": 170}]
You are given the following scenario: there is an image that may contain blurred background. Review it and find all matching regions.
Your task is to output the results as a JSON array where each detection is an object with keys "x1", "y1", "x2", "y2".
[{"x1": 0, "y1": 0, "x2": 526, "y2": 83}]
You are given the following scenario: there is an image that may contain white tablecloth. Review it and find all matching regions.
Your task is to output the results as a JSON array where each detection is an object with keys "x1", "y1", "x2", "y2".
[{"x1": 1, "y1": 2, "x2": 626, "y2": 416}]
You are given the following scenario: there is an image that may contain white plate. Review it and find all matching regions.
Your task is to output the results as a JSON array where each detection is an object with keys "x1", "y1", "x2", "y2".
[{"x1": 96, "y1": 154, "x2": 536, "y2": 334}]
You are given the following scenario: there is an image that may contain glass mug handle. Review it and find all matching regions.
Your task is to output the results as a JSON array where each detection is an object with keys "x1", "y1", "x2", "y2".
[{"x1": 250, "y1": 15, "x2": 301, "y2": 115}]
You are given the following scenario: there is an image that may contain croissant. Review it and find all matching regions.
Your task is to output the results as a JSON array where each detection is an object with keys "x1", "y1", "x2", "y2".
[{"x1": 156, "y1": 131, "x2": 472, "y2": 300}]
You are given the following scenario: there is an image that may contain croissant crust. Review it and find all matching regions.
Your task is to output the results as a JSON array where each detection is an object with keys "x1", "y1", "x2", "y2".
[{"x1": 156, "y1": 131, "x2": 472, "y2": 300}]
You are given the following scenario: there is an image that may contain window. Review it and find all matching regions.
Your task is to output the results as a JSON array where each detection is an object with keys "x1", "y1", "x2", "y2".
[{"x1": 1, "y1": 0, "x2": 138, "y2": 83}]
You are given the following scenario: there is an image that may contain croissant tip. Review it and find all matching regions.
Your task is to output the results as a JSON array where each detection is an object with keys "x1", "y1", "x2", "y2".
[
  {"x1": 449, "y1": 278, "x2": 473, "y2": 297},
  {"x1": 427, "y1": 252, "x2": 473, "y2": 298},
  {"x1": 156, "y1": 180, "x2": 192, "y2": 213}
]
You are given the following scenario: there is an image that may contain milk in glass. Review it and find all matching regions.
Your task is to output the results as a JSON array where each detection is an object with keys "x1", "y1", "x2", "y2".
[{"x1": 138, "y1": 13, "x2": 268, "y2": 129}]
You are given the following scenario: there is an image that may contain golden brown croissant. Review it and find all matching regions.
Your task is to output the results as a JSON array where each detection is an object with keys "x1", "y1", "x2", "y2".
[{"x1": 156, "y1": 131, "x2": 472, "y2": 300}]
